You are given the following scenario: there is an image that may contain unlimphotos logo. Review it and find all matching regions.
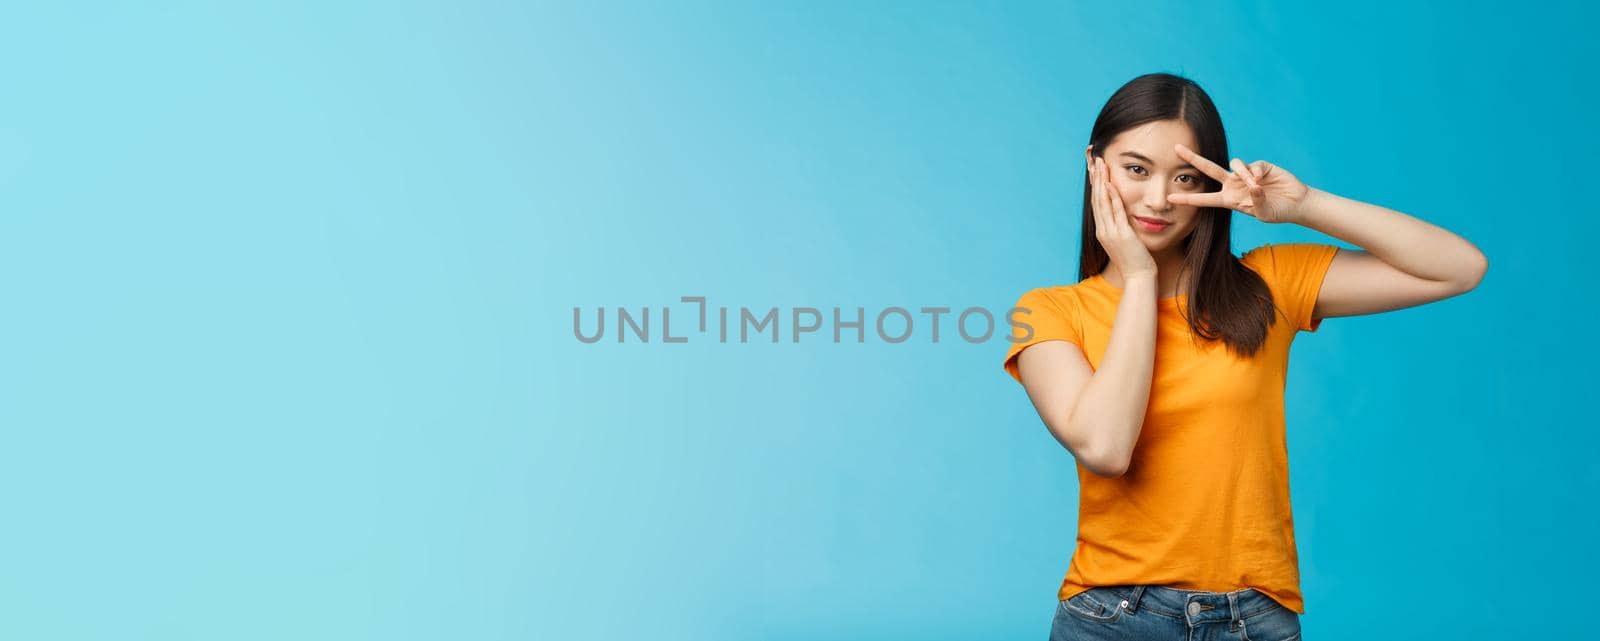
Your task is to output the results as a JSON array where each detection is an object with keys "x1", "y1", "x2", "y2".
[{"x1": 574, "y1": 296, "x2": 1037, "y2": 344}]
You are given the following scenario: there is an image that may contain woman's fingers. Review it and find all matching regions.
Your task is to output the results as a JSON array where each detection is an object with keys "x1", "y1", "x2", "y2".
[
  {"x1": 1250, "y1": 160, "x2": 1274, "y2": 185},
  {"x1": 1093, "y1": 158, "x2": 1133, "y2": 253},
  {"x1": 1100, "y1": 159, "x2": 1126, "y2": 233},
  {"x1": 1091, "y1": 157, "x2": 1103, "y2": 218},
  {"x1": 1235, "y1": 157, "x2": 1260, "y2": 202},
  {"x1": 1091, "y1": 158, "x2": 1109, "y2": 236},
  {"x1": 1107, "y1": 178, "x2": 1135, "y2": 233},
  {"x1": 1174, "y1": 143, "x2": 1230, "y2": 182},
  {"x1": 1230, "y1": 158, "x2": 1258, "y2": 189},
  {"x1": 1167, "y1": 191, "x2": 1229, "y2": 208},
  {"x1": 1091, "y1": 157, "x2": 1102, "y2": 212},
  {"x1": 1231, "y1": 157, "x2": 1264, "y2": 206}
]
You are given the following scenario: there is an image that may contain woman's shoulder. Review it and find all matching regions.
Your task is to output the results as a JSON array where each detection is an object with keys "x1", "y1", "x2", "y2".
[
  {"x1": 1009, "y1": 280, "x2": 1099, "y2": 327},
  {"x1": 1012, "y1": 279, "x2": 1093, "y2": 308},
  {"x1": 1240, "y1": 243, "x2": 1277, "y2": 273},
  {"x1": 1240, "y1": 242, "x2": 1341, "y2": 280},
  {"x1": 1239, "y1": 242, "x2": 1342, "y2": 332}
]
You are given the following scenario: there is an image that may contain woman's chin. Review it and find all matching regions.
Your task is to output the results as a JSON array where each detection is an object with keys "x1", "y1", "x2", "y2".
[
  {"x1": 1138, "y1": 238, "x2": 1180, "y2": 255},
  {"x1": 1137, "y1": 228, "x2": 1190, "y2": 252}
]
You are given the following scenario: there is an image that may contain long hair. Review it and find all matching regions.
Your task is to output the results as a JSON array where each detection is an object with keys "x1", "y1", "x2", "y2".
[{"x1": 1080, "y1": 72, "x2": 1277, "y2": 358}]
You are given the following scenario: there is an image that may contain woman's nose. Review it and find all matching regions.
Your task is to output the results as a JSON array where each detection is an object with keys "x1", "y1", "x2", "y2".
[{"x1": 1144, "y1": 184, "x2": 1174, "y2": 212}]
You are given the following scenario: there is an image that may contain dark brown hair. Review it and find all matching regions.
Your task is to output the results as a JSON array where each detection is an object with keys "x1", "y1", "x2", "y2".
[{"x1": 1080, "y1": 72, "x2": 1277, "y2": 358}]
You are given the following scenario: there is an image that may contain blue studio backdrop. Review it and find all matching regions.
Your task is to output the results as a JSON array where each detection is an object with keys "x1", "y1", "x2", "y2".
[{"x1": 2, "y1": 2, "x2": 1594, "y2": 640}]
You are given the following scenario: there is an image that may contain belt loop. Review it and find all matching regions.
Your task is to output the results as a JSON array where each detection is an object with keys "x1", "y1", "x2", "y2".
[
  {"x1": 1126, "y1": 585, "x2": 1147, "y2": 613},
  {"x1": 1226, "y1": 590, "x2": 1243, "y2": 633}
]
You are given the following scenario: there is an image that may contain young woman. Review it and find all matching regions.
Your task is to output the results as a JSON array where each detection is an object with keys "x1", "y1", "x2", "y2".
[{"x1": 1002, "y1": 73, "x2": 1487, "y2": 641}]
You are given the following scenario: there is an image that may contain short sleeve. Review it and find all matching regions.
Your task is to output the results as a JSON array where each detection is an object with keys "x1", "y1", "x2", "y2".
[
  {"x1": 1243, "y1": 243, "x2": 1340, "y2": 333},
  {"x1": 1001, "y1": 287, "x2": 1083, "y2": 384}
]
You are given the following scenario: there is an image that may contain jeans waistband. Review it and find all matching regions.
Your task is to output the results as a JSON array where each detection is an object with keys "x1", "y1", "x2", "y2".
[{"x1": 1093, "y1": 584, "x2": 1282, "y2": 626}]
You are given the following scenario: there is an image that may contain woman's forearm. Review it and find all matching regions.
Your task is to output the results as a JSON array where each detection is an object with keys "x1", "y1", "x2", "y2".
[
  {"x1": 1295, "y1": 187, "x2": 1487, "y2": 286},
  {"x1": 1065, "y1": 274, "x2": 1158, "y2": 476}
]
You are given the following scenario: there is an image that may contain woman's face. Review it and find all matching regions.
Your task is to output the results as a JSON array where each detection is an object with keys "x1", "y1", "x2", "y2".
[{"x1": 1085, "y1": 119, "x2": 1209, "y2": 256}]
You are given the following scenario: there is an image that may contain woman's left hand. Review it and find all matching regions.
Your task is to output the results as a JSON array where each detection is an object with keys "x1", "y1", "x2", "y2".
[{"x1": 1166, "y1": 143, "x2": 1309, "y2": 224}]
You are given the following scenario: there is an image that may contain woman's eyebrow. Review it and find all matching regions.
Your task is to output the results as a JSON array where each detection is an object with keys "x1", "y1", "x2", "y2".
[{"x1": 1117, "y1": 151, "x2": 1197, "y2": 172}]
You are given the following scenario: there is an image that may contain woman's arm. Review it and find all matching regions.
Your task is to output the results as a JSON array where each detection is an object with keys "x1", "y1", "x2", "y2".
[
  {"x1": 1293, "y1": 188, "x2": 1489, "y2": 319},
  {"x1": 1167, "y1": 143, "x2": 1489, "y2": 319},
  {"x1": 1018, "y1": 274, "x2": 1158, "y2": 478}
]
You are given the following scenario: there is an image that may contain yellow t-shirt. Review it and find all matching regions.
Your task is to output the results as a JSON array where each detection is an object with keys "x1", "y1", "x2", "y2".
[{"x1": 1001, "y1": 242, "x2": 1339, "y2": 615}]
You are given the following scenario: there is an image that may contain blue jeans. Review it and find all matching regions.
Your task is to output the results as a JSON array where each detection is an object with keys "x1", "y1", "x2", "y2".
[{"x1": 1049, "y1": 585, "x2": 1302, "y2": 641}]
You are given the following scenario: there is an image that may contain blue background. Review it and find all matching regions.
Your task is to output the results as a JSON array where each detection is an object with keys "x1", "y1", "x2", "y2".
[{"x1": 3, "y1": 2, "x2": 1593, "y2": 639}]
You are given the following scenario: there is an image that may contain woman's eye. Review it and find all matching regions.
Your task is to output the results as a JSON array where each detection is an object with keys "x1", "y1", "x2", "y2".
[
  {"x1": 1177, "y1": 174, "x2": 1202, "y2": 188},
  {"x1": 1125, "y1": 165, "x2": 1147, "y2": 176}
]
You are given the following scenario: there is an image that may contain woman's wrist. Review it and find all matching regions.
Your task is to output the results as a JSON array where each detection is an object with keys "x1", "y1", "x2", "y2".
[
  {"x1": 1120, "y1": 272, "x2": 1160, "y2": 295},
  {"x1": 1290, "y1": 186, "x2": 1333, "y2": 226}
]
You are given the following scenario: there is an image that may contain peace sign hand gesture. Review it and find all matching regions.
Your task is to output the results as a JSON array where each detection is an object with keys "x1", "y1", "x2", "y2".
[{"x1": 1166, "y1": 143, "x2": 1309, "y2": 224}]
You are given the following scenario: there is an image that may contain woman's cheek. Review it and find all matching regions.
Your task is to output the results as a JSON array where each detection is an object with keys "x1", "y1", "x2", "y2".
[
  {"x1": 1108, "y1": 178, "x2": 1134, "y2": 208},
  {"x1": 1120, "y1": 187, "x2": 1142, "y2": 214}
]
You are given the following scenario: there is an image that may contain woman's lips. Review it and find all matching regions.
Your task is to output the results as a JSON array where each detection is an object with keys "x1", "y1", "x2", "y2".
[{"x1": 1133, "y1": 216, "x2": 1172, "y2": 232}]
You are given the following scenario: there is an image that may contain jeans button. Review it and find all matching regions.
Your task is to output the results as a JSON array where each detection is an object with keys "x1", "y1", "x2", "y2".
[{"x1": 1187, "y1": 602, "x2": 1202, "y2": 616}]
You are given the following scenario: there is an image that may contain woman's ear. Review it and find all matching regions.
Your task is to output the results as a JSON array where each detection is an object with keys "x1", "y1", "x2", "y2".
[{"x1": 1084, "y1": 145, "x2": 1095, "y2": 173}]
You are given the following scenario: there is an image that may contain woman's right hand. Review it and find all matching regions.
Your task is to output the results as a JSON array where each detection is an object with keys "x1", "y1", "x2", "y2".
[{"x1": 1090, "y1": 156, "x2": 1158, "y2": 281}]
